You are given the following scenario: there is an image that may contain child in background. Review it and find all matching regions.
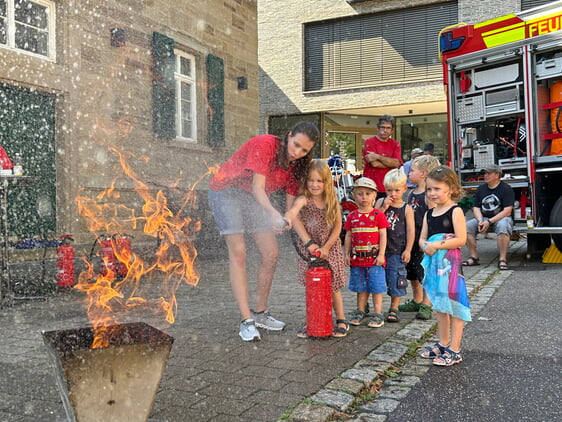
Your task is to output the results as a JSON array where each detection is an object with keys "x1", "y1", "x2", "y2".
[
  {"x1": 375, "y1": 169, "x2": 414, "y2": 323},
  {"x1": 344, "y1": 177, "x2": 389, "y2": 328},
  {"x1": 399, "y1": 155, "x2": 441, "y2": 320},
  {"x1": 419, "y1": 166, "x2": 469, "y2": 366},
  {"x1": 285, "y1": 160, "x2": 348, "y2": 338}
]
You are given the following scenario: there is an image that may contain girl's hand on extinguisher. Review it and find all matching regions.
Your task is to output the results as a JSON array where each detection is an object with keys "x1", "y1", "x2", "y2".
[
  {"x1": 307, "y1": 243, "x2": 319, "y2": 254},
  {"x1": 316, "y1": 246, "x2": 328, "y2": 260}
]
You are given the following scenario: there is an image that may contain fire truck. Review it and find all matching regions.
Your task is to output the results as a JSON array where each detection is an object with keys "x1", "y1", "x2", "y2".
[{"x1": 439, "y1": 1, "x2": 562, "y2": 257}]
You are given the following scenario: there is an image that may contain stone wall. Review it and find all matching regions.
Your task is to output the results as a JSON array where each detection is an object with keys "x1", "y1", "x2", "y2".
[{"x1": 0, "y1": 0, "x2": 258, "y2": 245}]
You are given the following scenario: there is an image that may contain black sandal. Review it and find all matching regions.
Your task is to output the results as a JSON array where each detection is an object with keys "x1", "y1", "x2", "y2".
[
  {"x1": 462, "y1": 256, "x2": 480, "y2": 266},
  {"x1": 386, "y1": 308, "x2": 400, "y2": 323},
  {"x1": 332, "y1": 319, "x2": 349, "y2": 338},
  {"x1": 498, "y1": 259, "x2": 509, "y2": 270}
]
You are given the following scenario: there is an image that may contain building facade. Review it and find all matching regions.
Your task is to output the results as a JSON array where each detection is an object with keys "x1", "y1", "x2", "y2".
[
  {"x1": 0, "y1": 0, "x2": 258, "y2": 253},
  {"x1": 258, "y1": 0, "x2": 551, "y2": 169}
]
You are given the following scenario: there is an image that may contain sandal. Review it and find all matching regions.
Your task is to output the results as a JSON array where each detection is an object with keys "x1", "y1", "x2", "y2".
[
  {"x1": 296, "y1": 325, "x2": 308, "y2": 339},
  {"x1": 386, "y1": 308, "x2": 400, "y2": 323},
  {"x1": 332, "y1": 319, "x2": 350, "y2": 338},
  {"x1": 462, "y1": 256, "x2": 480, "y2": 266},
  {"x1": 498, "y1": 259, "x2": 509, "y2": 270},
  {"x1": 349, "y1": 309, "x2": 367, "y2": 326},
  {"x1": 367, "y1": 313, "x2": 384, "y2": 328},
  {"x1": 419, "y1": 342, "x2": 448, "y2": 359},
  {"x1": 433, "y1": 348, "x2": 463, "y2": 367}
]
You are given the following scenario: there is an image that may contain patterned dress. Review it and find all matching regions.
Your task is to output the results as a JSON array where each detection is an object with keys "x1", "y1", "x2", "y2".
[{"x1": 296, "y1": 198, "x2": 346, "y2": 291}]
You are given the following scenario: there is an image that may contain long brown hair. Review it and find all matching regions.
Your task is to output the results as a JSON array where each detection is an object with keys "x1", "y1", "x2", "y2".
[{"x1": 275, "y1": 121, "x2": 319, "y2": 180}]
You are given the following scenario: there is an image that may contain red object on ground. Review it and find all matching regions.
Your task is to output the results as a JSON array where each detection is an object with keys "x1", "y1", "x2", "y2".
[
  {"x1": 56, "y1": 235, "x2": 75, "y2": 287},
  {"x1": 305, "y1": 262, "x2": 333, "y2": 337}
]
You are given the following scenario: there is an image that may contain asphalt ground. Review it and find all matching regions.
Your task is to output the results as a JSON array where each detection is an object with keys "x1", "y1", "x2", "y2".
[{"x1": 0, "y1": 233, "x2": 559, "y2": 421}]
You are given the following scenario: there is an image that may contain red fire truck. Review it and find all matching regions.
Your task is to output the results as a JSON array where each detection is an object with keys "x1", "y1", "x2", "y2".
[{"x1": 439, "y1": 1, "x2": 562, "y2": 257}]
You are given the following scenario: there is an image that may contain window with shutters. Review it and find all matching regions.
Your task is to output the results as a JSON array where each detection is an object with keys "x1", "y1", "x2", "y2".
[
  {"x1": 0, "y1": 0, "x2": 56, "y2": 60},
  {"x1": 304, "y1": 2, "x2": 458, "y2": 91},
  {"x1": 175, "y1": 50, "x2": 196, "y2": 141}
]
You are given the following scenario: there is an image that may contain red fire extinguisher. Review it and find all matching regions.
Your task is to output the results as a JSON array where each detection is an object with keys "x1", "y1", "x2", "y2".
[
  {"x1": 56, "y1": 235, "x2": 75, "y2": 288},
  {"x1": 114, "y1": 233, "x2": 132, "y2": 276},
  {"x1": 305, "y1": 252, "x2": 333, "y2": 338},
  {"x1": 99, "y1": 234, "x2": 116, "y2": 276}
]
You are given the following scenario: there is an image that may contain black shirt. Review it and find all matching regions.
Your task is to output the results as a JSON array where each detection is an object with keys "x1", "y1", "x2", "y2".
[{"x1": 473, "y1": 181, "x2": 514, "y2": 219}]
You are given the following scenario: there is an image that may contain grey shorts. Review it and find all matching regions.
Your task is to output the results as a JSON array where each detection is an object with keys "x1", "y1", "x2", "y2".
[
  {"x1": 467, "y1": 216, "x2": 513, "y2": 237},
  {"x1": 208, "y1": 187, "x2": 273, "y2": 235}
]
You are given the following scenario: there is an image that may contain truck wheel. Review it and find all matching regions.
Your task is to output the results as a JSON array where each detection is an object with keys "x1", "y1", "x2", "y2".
[{"x1": 549, "y1": 196, "x2": 562, "y2": 251}]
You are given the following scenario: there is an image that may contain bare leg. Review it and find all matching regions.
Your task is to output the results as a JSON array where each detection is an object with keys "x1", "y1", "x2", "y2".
[
  {"x1": 497, "y1": 233, "x2": 510, "y2": 262},
  {"x1": 449, "y1": 316, "x2": 465, "y2": 352},
  {"x1": 251, "y1": 231, "x2": 279, "y2": 313},
  {"x1": 390, "y1": 296, "x2": 401, "y2": 310},
  {"x1": 356, "y1": 291, "x2": 369, "y2": 311},
  {"x1": 332, "y1": 290, "x2": 346, "y2": 328},
  {"x1": 411, "y1": 279, "x2": 423, "y2": 303},
  {"x1": 436, "y1": 311, "x2": 451, "y2": 347},
  {"x1": 466, "y1": 233, "x2": 478, "y2": 260},
  {"x1": 372, "y1": 293, "x2": 383, "y2": 314},
  {"x1": 225, "y1": 234, "x2": 251, "y2": 320}
]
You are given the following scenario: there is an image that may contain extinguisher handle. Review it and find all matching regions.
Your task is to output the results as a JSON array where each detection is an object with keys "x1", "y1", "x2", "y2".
[{"x1": 312, "y1": 250, "x2": 321, "y2": 258}]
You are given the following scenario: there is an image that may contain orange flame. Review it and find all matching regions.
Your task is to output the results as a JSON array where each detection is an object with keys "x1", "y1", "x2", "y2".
[{"x1": 74, "y1": 132, "x2": 218, "y2": 348}]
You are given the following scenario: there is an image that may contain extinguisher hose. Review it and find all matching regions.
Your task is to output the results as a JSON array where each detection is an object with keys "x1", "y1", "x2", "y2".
[
  {"x1": 88, "y1": 237, "x2": 100, "y2": 262},
  {"x1": 289, "y1": 229, "x2": 332, "y2": 270}
]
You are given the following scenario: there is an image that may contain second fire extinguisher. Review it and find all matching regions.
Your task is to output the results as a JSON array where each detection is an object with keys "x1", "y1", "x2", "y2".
[
  {"x1": 305, "y1": 252, "x2": 333, "y2": 338},
  {"x1": 99, "y1": 234, "x2": 116, "y2": 276},
  {"x1": 114, "y1": 233, "x2": 132, "y2": 276},
  {"x1": 56, "y1": 234, "x2": 75, "y2": 288}
]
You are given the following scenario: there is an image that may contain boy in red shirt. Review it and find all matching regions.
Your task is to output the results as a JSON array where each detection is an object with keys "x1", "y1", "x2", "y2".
[{"x1": 344, "y1": 177, "x2": 389, "y2": 328}]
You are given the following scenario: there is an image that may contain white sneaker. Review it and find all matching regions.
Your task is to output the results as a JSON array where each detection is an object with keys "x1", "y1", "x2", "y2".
[
  {"x1": 239, "y1": 319, "x2": 260, "y2": 341},
  {"x1": 251, "y1": 310, "x2": 286, "y2": 331}
]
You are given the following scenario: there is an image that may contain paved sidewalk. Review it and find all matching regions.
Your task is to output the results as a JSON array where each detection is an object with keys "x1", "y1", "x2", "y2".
[{"x1": 0, "y1": 235, "x2": 537, "y2": 421}]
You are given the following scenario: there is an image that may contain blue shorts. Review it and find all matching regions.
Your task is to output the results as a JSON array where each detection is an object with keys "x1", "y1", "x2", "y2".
[
  {"x1": 348, "y1": 265, "x2": 386, "y2": 294},
  {"x1": 385, "y1": 253, "x2": 407, "y2": 298},
  {"x1": 208, "y1": 188, "x2": 272, "y2": 235}
]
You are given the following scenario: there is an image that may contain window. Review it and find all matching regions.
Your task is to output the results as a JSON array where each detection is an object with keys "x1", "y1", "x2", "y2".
[
  {"x1": 521, "y1": 0, "x2": 558, "y2": 10},
  {"x1": 175, "y1": 51, "x2": 196, "y2": 141},
  {"x1": 304, "y1": 2, "x2": 458, "y2": 91},
  {"x1": 0, "y1": 0, "x2": 55, "y2": 59}
]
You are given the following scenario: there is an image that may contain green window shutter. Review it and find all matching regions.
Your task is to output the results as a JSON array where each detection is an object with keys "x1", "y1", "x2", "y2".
[
  {"x1": 206, "y1": 54, "x2": 225, "y2": 147},
  {"x1": 152, "y1": 32, "x2": 176, "y2": 139}
]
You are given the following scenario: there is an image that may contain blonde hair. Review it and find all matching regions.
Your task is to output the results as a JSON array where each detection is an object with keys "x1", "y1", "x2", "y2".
[
  {"x1": 301, "y1": 160, "x2": 340, "y2": 227},
  {"x1": 383, "y1": 168, "x2": 407, "y2": 189},
  {"x1": 412, "y1": 154, "x2": 440, "y2": 173},
  {"x1": 427, "y1": 165, "x2": 464, "y2": 202}
]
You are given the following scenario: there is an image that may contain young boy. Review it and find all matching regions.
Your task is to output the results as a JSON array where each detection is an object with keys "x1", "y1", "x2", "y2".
[
  {"x1": 344, "y1": 177, "x2": 389, "y2": 328},
  {"x1": 398, "y1": 155, "x2": 440, "y2": 319},
  {"x1": 375, "y1": 169, "x2": 415, "y2": 323}
]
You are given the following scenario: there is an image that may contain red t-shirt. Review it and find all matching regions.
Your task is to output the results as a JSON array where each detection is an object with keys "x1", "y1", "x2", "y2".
[
  {"x1": 344, "y1": 208, "x2": 389, "y2": 267},
  {"x1": 362, "y1": 136, "x2": 402, "y2": 193},
  {"x1": 209, "y1": 134, "x2": 300, "y2": 196}
]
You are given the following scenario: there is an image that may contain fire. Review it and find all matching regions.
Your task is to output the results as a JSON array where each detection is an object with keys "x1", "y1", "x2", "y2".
[{"x1": 74, "y1": 131, "x2": 217, "y2": 348}]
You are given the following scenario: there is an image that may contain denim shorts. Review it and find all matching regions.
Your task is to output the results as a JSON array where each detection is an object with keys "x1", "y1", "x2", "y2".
[
  {"x1": 467, "y1": 216, "x2": 513, "y2": 237},
  {"x1": 208, "y1": 187, "x2": 272, "y2": 235},
  {"x1": 348, "y1": 265, "x2": 386, "y2": 294},
  {"x1": 385, "y1": 253, "x2": 407, "y2": 298}
]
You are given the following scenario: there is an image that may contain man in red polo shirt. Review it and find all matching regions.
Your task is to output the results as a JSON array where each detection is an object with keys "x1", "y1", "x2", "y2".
[{"x1": 362, "y1": 115, "x2": 402, "y2": 199}]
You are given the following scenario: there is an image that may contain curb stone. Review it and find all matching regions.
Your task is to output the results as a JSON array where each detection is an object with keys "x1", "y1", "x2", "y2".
[{"x1": 279, "y1": 240, "x2": 524, "y2": 421}]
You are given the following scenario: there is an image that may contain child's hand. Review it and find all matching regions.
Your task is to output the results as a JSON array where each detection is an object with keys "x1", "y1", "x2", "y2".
[
  {"x1": 307, "y1": 243, "x2": 319, "y2": 255},
  {"x1": 375, "y1": 255, "x2": 385, "y2": 266},
  {"x1": 316, "y1": 246, "x2": 328, "y2": 260},
  {"x1": 401, "y1": 250, "x2": 411, "y2": 264},
  {"x1": 422, "y1": 242, "x2": 437, "y2": 256},
  {"x1": 344, "y1": 255, "x2": 351, "y2": 266}
]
